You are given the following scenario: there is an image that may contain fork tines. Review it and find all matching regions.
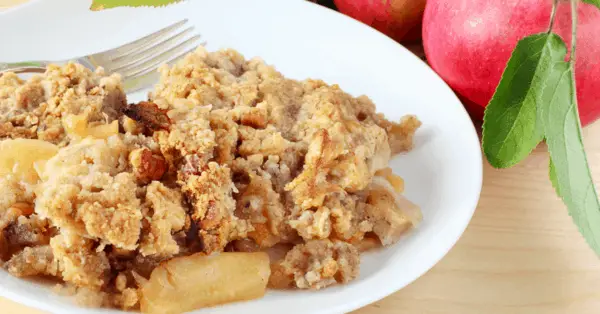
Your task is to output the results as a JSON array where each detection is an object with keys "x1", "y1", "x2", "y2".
[{"x1": 90, "y1": 19, "x2": 203, "y2": 80}]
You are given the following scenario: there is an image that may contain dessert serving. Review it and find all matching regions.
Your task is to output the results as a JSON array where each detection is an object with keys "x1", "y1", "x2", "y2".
[{"x1": 0, "y1": 46, "x2": 421, "y2": 314}]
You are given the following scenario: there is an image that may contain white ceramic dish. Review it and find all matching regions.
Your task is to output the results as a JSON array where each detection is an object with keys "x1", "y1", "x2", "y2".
[{"x1": 0, "y1": 0, "x2": 483, "y2": 313}]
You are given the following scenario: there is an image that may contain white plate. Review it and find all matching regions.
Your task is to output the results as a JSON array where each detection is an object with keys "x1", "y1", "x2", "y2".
[{"x1": 0, "y1": 1, "x2": 483, "y2": 313}]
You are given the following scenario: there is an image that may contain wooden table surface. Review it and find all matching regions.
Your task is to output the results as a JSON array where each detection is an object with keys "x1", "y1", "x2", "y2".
[{"x1": 2, "y1": 1, "x2": 600, "y2": 313}]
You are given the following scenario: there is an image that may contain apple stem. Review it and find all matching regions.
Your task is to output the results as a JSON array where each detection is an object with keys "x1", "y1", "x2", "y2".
[
  {"x1": 570, "y1": 0, "x2": 577, "y2": 64},
  {"x1": 547, "y1": 0, "x2": 559, "y2": 33}
]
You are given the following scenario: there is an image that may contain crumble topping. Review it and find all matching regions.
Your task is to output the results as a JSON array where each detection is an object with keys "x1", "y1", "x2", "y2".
[{"x1": 0, "y1": 46, "x2": 421, "y2": 310}]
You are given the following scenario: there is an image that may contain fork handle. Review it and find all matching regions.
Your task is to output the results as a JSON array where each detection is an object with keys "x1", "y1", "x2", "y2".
[{"x1": 0, "y1": 61, "x2": 48, "y2": 75}]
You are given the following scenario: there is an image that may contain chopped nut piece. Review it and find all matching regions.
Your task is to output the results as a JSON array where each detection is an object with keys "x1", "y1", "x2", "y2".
[
  {"x1": 130, "y1": 148, "x2": 167, "y2": 184},
  {"x1": 122, "y1": 101, "x2": 171, "y2": 131}
]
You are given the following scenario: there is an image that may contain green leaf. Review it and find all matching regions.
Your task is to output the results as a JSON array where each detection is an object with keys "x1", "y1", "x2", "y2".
[
  {"x1": 541, "y1": 61, "x2": 600, "y2": 256},
  {"x1": 90, "y1": 0, "x2": 181, "y2": 11},
  {"x1": 482, "y1": 33, "x2": 567, "y2": 168},
  {"x1": 582, "y1": 0, "x2": 600, "y2": 11}
]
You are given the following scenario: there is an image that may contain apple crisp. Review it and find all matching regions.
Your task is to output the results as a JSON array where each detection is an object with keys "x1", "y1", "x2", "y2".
[{"x1": 0, "y1": 46, "x2": 421, "y2": 311}]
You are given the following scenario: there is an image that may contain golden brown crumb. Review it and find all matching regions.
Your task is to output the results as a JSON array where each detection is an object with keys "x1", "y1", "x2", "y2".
[
  {"x1": 208, "y1": 109, "x2": 239, "y2": 166},
  {"x1": 35, "y1": 137, "x2": 142, "y2": 250},
  {"x1": 55, "y1": 283, "x2": 140, "y2": 310},
  {"x1": 288, "y1": 207, "x2": 332, "y2": 240},
  {"x1": 5, "y1": 245, "x2": 59, "y2": 277},
  {"x1": 236, "y1": 172, "x2": 286, "y2": 248},
  {"x1": 237, "y1": 125, "x2": 296, "y2": 157},
  {"x1": 139, "y1": 181, "x2": 186, "y2": 257},
  {"x1": 285, "y1": 129, "x2": 345, "y2": 210},
  {"x1": 280, "y1": 239, "x2": 360, "y2": 290},
  {"x1": 332, "y1": 196, "x2": 373, "y2": 241},
  {"x1": 115, "y1": 288, "x2": 140, "y2": 310},
  {"x1": 0, "y1": 47, "x2": 421, "y2": 310},
  {"x1": 156, "y1": 105, "x2": 215, "y2": 159},
  {"x1": 0, "y1": 64, "x2": 126, "y2": 146},
  {"x1": 50, "y1": 234, "x2": 110, "y2": 288},
  {"x1": 0, "y1": 175, "x2": 35, "y2": 222},
  {"x1": 182, "y1": 162, "x2": 252, "y2": 253}
]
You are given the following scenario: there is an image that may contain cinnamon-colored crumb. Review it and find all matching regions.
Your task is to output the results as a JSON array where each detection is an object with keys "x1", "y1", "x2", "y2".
[{"x1": 0, "y1": 47, "x2": 421, "y2": 310}]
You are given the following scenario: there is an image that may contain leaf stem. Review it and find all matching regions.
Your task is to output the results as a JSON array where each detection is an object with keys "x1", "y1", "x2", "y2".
[
  {"x1": 570, "y1": 0, "x2": 579, "y2": 119},
  {"x1": 548, "y1": 0, "x2": 559, "y2": 33},
  {"x1": 570, "y1": 0, "x2": 578, "y2": 63}
]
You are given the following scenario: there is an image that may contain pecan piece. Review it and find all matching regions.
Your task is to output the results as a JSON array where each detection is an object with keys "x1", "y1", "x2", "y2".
[
  {"x1": 122, "y1": 101, "x2": 171, "y2": 131},
  {"x1": 129, "y1": 148, "x2": 167, "y2": 184}
]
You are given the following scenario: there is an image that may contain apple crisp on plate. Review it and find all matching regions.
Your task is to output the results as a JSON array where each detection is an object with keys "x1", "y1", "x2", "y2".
[{"x1": 0, "y1": 46, "x2": 421, "y2": 313}]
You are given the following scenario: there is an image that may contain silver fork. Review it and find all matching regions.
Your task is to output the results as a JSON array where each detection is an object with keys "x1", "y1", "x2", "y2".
[{"x1": 0, "y1": 19, "x2": 203, "y2": 93}]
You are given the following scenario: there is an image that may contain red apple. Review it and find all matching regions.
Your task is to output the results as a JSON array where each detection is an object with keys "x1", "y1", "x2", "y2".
[
  {"x1": 423, "y1": 0, "x2": 600, "y2": 126},
  {"x1": 335, "y1": 0, "x2": 427, "y2": 42}
]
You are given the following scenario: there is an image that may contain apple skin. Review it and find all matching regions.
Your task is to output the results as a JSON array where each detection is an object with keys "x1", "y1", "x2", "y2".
[
  {"x1": 423, "y1": 0, "x2": 600, "y2": 126},
  {"x1": 334, "y1": 0, "x2": 427, "y2": 42}
]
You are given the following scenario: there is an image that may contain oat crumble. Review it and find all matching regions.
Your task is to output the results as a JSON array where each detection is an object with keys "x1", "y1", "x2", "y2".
[{"x1": 0, "y1": 46, "x2": 421, "y2": 310}]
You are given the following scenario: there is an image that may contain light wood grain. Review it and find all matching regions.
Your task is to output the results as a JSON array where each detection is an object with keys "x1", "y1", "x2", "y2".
[{"x1": 2, "y1": 2, "x2": 600, "y2": 314}]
